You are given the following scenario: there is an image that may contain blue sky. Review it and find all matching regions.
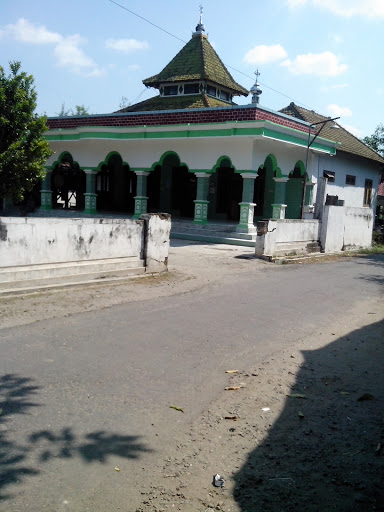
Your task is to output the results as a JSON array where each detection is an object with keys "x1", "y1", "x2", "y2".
[{"x1": 0, "y1": 0, "x2": 382, "y2": 138}]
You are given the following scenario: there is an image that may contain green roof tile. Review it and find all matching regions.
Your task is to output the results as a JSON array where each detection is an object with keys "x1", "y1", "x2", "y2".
[
  {"x1": 143, "y1": 34, "x2": 248, "y2": 97},
  {"x1": 115, "y1": 93, "x2": 236, "y2": 113}
]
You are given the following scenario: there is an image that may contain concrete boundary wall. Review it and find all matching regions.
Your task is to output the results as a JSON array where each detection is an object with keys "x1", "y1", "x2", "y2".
[
  {"x1": 256, "y1": 206, "x2": 373, "y2": 258},
  {"x1": 0, "y1": 214, "x2": 170, "y2": 291},
  {"x1": 255, "y1": 219, "x2": 320, "y2": 258}
]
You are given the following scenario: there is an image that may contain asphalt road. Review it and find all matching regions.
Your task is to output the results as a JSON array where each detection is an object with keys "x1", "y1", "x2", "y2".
[{"x1": 0, "y1": 251, "x2": 383, "y2": 511}]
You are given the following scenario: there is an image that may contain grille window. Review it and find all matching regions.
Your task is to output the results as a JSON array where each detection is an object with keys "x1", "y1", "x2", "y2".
[{"x1": 345, "y1": 175, "x2": 356, "y2": 185}]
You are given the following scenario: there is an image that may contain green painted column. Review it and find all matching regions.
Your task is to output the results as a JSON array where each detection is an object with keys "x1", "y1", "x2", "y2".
[
  {"x1": 271, "y1": 177, "x2": 288, "y2": 219},
  {"x1": 40, "y1": 169, "x2": 53, "y2": 210},
  {"x1": 134, "y1": 171, "x2": 149, "y2": 218},
  {"x1": 193, "y1": 172, "x2": 210, "y2": 224},
  {"x1": 84, "y1": 170, "x2": 98, "y2": 214},
  {"x1": 236, "y1": 173, "x2": 257, "y2": 234}
]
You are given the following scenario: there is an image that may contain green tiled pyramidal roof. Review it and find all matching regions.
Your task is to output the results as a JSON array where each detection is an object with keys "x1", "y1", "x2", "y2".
[
  {"x1": 280, "y1": 103, "x2": 384, "y2": 164},
  {"x1": 115, "y1": 93, "x2": 236, "y2": 113},
  {"x1": 143, "y1": 33, "x2": 248, "y2": 97}
]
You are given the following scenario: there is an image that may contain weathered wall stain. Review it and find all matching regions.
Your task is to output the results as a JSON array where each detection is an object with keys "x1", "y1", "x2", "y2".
[{"x1": 0, "y1": 221, "x2": 7, "y2": 241}]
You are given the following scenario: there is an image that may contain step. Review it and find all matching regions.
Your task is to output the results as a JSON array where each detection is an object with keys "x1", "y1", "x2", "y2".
[
  {"x1": 273, "y1": 241, "x2": 321, "y2": 256},
  {"x1": 0, "y1": 257, "x2": 144, "y2": 283},
  {"x1": 171, "y1": 222, "x2": 237, "y2": 234},
  {"x1": 0, "y1": 266, "x2": 146, "y2": 294},
  {"x1": 171, "y1": 231, "x2": 256, "y2": 247}
]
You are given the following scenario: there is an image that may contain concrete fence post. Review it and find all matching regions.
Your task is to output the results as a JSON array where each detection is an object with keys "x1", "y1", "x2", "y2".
[
  {"x1": 255, "y1": 219, "x2": 277, "y2": 258},
  {"x1": 140, "y1": 213, "x2": 171, "y2": 273}
]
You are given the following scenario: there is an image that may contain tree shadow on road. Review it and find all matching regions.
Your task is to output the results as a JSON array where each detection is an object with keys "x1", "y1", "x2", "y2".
[
  {"x1": 0, "y1": 373, "x2": 152, "y2": 502},
  {"x1": 233, "y1": 318, "x2": 384, "y2": 512}
]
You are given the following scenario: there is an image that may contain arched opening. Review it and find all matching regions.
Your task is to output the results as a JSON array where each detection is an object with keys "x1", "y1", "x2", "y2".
[
  {"x1": 285, "y1": 163, "x2": 307, "y2": 219},
  {"x1": 148, "y1": 153, "x2": 196, "y2": 218},
  {"x1": 215, "y1": 158, "x2": 242, "y2": 221},
  {"x1": 261, "y1": 155, "x2": 277, "y2": 219},
  {"x1": 51, "y1": 153, "x2": 85, "y2": 210},
  {"x1": 96, "y1": 153, "x2": 135, "y2": 212}
]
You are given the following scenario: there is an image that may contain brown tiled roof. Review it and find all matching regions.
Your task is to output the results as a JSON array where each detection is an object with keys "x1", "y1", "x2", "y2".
[
  {"x1": 280, "y1": 103, "x2": 384, "y2": 164},
  {"x1": 142, "y1": 34, "x2": 248, "y2": 97},
  {"x1": 115, "y1": 93, "x2": 235, "y2": 113}
]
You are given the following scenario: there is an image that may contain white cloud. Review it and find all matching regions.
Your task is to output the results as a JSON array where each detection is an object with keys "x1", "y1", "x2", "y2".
[
  {"x1": 244, "y1": 44, "x2": 288, "y2": 65},
  {"x1": 4, "y1": 18, "x2": 61, "y2": 44},
  {"x1": 106, "y1": 38, "x2": 149, "y2": 53},
  {"x1": 1, "y1": 18, "x2": 104, "y2": 77},
  {"x1": 326, "y1": 104, "x2": 352, "y2": 118},
  {"x1": 53, "y1": 35, "x2": 104, "y2": 76},
  {"x1": 281, "y1": 51, "x2": 347, "y2": 76},
  {"x1": 287, "y1": 0, "x2": 384, "y2": 18}
]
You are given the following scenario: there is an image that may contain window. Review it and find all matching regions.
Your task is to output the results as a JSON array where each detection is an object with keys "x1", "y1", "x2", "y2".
[
  {"x1": 345, "y1": 174, "x2": 356, "y2": 186},
  {"x1": 219, "y1": 90, "x2": 230, "y2": 101},
  {"x1": 184, "y1": 83, "x2": 199, "y2": 94},
  {"x1": 207, "y1": 85, "x2": 217, "y2": 97},
  {"x1": 364, "y1": 179, "x2": 373, "y2": 206},
  {"x1": 163, "y1": 85, "x2": 178, "y2": 96},
  {"x1": 323, "y1": 170, "x2": 335, "y2": 182}
]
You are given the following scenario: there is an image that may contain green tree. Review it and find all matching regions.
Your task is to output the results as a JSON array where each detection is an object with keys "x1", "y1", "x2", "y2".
[
  {"x1": 363, "y1": 124, "x2": 384, "y2": 156},
  {"x1": 0, "y1": 61, "x2": 52, "y2": 203},
  {"x1": 57, "y1": 103, "x2": 90, "y2": 116}
]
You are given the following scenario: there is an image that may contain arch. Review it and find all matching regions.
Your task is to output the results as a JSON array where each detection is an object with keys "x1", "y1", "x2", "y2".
[
  {"x1": 212, "y1": 155, "x2": 237, "y2": 174},
  {"x1": 148, "y1": 151, "x2": 195, "y2": 218},
  {"x1": 150, "y1": 151, "x2": 189, "y2": 173},
  {"x1": 50, "y1": 151, "x2": 81, "y2": 171},
  {"x1": 96, "y1": 151, "x2": 130, "y2": 171},
  {"x1": 96, "y1": 151, "x2": 134, "y2": 212},
  {"x1": 261, "y1": 154, "x2": 278, "y2": 218},
  {"x1": 285, "y1": 161, "x2": 308, "y2": 219},
  {"x1": 211, "y1": 156, "x2": 242, "y2": 221},
  {"x1": 292, "y1": 160, "x2": 308, "y2": 180}
]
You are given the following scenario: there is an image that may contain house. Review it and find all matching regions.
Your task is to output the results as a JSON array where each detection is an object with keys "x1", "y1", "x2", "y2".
[{"x1": 41, "y1": 14, "x2": 384, "y2": 250}]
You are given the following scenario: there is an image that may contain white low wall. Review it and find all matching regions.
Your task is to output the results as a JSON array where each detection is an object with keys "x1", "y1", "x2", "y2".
[
  {"x1": 274, "y1": 219, "x2": 320, "y2": 243},
  {"x1": 0, "y1": 217, "x2": 144, "y2": 267},
  {"x1": 343, "y1": 207, "x2": 373, "y2": 249},
  {"x1": 255, "y1": 206, "x2": 373, "y2": 258},
  {"x1": 255, "y1": 219, "x2": 320, "y2": 258},
  {"x1": 0, "y1": 214, "x2": 171, "y2": 289},
  {"x1": 321, "y1": 206, "x2": 373, "y2": 252}
]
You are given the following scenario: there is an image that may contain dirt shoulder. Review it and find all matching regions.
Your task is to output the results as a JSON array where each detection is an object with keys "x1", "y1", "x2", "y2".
[
  {"x1": 135, "y1": 299, "x2": 384, "y2": 512},
  {"x1": 0, "y1": 241, "x2": 263, "y2": 330}
]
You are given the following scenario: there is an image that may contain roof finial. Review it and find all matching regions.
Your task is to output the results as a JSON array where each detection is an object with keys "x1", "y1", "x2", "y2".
[
  {"x1": 194, "y1": 4, "x2": 206, "y2": 36},
  {"x1": 250, "y1": 69, "x2": 262, "y2": 105}
]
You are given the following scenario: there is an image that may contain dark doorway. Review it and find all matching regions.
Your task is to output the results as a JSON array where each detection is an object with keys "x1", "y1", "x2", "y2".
[
  {"x1": 216, "y1": 161, "x2": 242, "y2": 221},
  {"x1": 171, "y1": 166, "x2": 196, "y2": 218},
  {"x1": 52, "y1": 154, "x2": 85, "y2": 210},
  {"x1": 96, "y1": 154, "x2": 133, "y2": 212}
]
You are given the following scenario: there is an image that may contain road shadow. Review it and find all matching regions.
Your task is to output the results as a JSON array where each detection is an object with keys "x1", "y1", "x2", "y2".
[
  {"x1": 233, "y1": 318, "x2": 384, "y2": 512},
  {"x1": 0, "y1": 373, "x2": 152, "y2": 501}
]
